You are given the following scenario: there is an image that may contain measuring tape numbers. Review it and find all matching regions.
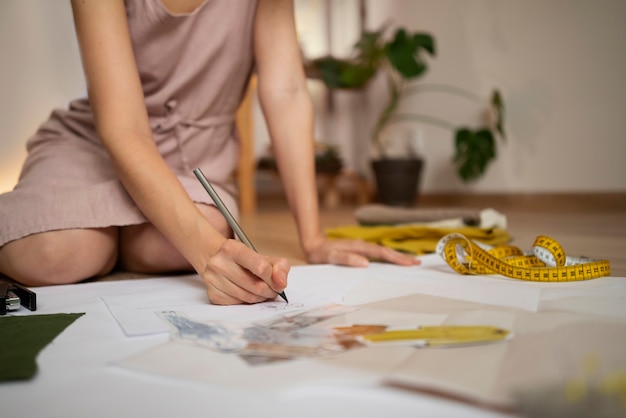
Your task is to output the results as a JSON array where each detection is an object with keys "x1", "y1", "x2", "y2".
[{"x1": 436, "y1": 234, "x2": 611, "y2": 282}]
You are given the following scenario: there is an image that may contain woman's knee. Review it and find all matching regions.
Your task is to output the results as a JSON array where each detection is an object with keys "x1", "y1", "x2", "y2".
[
  {"x1": 119, "y1": 224, "x2": 190, "y2": 273},
  {"x1": 0, "y1": 228, "x2": 119, "y2": 286},
  {"x1": 118, "y1": 205, "x2": 231, "y2": 274}
]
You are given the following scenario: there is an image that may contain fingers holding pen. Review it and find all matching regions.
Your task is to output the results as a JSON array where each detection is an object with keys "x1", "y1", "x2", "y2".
[
  {"x1": 269, "y1": 256, "x2": 290, "y2": 291},
  {"x1": 201, "y1": 239, "x2": 290, "y2": 305},
  {"x1": 193, "y1": 170, "x2": 290, "y2": 305}
]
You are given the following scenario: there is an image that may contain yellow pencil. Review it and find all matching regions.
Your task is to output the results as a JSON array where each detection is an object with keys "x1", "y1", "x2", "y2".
[{"x1": 360, "y1": 325, "x2": 511, "y2": 347}]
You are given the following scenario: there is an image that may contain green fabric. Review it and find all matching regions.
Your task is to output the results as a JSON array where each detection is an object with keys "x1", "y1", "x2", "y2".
[
  {"x1": 0, "y1": 313, "x2": 84, "y2": 381},
  {"x1": 326, "y1": 225, "x2": 510, "y2": 255}
]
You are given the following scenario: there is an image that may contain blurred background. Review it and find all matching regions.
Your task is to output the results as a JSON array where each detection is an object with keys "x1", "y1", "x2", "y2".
[{"x1": 1, "y1": 0, "x2": 625, "y2": 196}]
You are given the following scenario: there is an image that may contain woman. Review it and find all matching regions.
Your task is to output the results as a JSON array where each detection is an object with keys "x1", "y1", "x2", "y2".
[{"x1": 0, "y1": 0, "x2": 419, "y2": 305}]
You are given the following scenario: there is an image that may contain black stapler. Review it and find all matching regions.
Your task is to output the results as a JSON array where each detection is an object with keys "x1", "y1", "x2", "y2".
[{"x1": 1, "y1": 283, "x2": 36, "y2": 315}]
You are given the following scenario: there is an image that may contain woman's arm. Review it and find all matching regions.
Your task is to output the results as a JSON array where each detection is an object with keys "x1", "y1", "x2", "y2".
[
  {"x1": 253, "y1": 0, "x2": 321, "y2": 255},
  {"x1": 70, "y1": 0, "x2": 288, "y2": 304},
  {"x1": 253, "y1": 0, "x2": 421, "y2": 267}
]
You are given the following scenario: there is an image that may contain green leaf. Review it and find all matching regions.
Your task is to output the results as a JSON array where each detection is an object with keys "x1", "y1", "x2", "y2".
[
  {"x1": 312, "y1": 57, "x2": 344, "y2": 88},
  {"x1": 312, "y1": 57, "x2": 373, "y2": 89},
  {"x1": 354, "y1": 29, "x2": 386, "y2": 68},
  {"x1": 491, "y1": 89, "x2": 506, "y2": 139},
  {"x1": 385, "y1": 29, "x2": 435, "y2": 80},
  {"x1": 454, "y1": 128, "x2": 496, "y2": 182},
  {"x1": 340, "y1": 64, "x2": 375, "y2": 88},
  {"x1": 413, "y1": 33, "x2": 435, "y2": 55}
]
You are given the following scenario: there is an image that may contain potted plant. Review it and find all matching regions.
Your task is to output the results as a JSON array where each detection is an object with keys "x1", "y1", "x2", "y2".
[{"x1": 308, "y1": 25, "x2": 506, "y2": 206}]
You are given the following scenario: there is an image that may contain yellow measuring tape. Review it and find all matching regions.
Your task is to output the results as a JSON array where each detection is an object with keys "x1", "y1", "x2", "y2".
[{"x1": 436, "y1": 234, "x2": 611, "y2": 282}]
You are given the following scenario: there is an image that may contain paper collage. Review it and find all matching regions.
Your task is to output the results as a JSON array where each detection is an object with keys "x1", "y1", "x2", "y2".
[
  {"x1": 157, "y1": 305, "x2": 356, "y2": 365},
  {"x1": 108, "y1": 254, "x2": 626, "y2": 410}
]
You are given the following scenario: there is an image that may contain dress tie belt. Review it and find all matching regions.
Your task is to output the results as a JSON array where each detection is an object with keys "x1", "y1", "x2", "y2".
[{"x1": 150, "y1": 99, "x2": 235, "y2": 172}]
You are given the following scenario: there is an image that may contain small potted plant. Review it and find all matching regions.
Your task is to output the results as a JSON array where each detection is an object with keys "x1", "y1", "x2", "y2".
[{"x1": 309, "y1": 25, "x2": 506, "y2": 206}]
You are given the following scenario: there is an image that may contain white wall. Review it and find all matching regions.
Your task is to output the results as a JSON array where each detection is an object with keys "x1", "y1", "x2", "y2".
[
  {"x1": 362, "y1": 0, "x2": 626, "y2": 192},
  {"x1": 1, "y1": 0, "x2": 625, "y2": 195},
  {"x1": 0, "y1": 1, "x2": 85, "y2": 193}
]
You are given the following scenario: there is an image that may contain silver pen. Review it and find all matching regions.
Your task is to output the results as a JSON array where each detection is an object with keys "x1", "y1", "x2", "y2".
[{"x1": 193, "y1": 168, "x2": 288, "y2": 303}]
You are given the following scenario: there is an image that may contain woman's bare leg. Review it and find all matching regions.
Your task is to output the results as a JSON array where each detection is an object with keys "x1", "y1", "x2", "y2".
[
  {"x1": 0, "y1": 227, "x2": 119, "y2": 286},
  {"x1": 118, "y1": 204, "x2": 231, "y2": 274}
]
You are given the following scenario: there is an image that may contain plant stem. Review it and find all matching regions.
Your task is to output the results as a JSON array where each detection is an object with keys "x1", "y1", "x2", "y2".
[
  {"x1": 374, "y1": 79, "x2": 483, "y2": 157},
  {"x1": 373, "y1": 70, "x2": 402, "y2": 156},
  {"x1": 402, "y1": 83, "x2": 482, "y2": 102},
  {"x1": 386, "y1": 113, "x2": 457, "y2": 131}
]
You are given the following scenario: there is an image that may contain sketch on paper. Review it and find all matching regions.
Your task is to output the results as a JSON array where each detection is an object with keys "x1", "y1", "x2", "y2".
[
  {"x1": 158, "y1": 304, "x2": 363, "y2": 365},
  {"x1": 157, "y1": 311, "x2": 248, "y2": 352},
  {"x1": 260, "y1": 302, "x2": 304, "y2": 311},
  {"x1": 255, "y1": 304, "x2": 355, "y2": 330}
]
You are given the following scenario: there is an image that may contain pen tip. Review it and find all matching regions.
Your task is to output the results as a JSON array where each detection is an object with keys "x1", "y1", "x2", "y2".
[{"x1": 279, "y1": 291, "x2": 288, "y2": 304}]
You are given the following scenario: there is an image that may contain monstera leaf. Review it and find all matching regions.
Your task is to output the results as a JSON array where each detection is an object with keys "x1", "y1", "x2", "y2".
[
  {"x1": 385, "y1": 30, "x2": 435, "y2": 79},
  {"x1": 454, "y1": 128, "x2": 496, "y2": 181}
]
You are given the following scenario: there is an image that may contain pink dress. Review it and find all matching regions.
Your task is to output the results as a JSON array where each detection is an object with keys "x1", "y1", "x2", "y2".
[{"x1": 0, "y1": 0, "x2": 258, "y2": 247}]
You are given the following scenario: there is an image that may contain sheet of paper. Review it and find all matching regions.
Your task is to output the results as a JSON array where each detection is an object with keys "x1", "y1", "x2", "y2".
[
  {"x1": 102, "y1": 265, "x2": 370, "y2": 336},
  {"x1": 345, "y1": 254, "x2": 626, "y2": 312},
  {"x1": 538, "y1": 292, "x2": 626, "y2": 320},
  {"x1": 115, "y1": 339, "x2": 385, "y2": 393},
  {"x1": 362, "y1": 294, "x2": 626, "y2": 408},
  {"x1": 343, "y1": 255, "x2": 543, "y2": 311}
]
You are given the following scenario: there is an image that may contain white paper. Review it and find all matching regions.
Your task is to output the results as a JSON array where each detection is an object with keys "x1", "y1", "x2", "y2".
[
  {"x1": 343, "y1": 255, "x2": 543, "y2": 311},
  {"x1": 102, "y1": 265, "x2": 369, "y2": 336},
  {"x1": 115, "y1": 339, "x2": 383, "y2": 393}
]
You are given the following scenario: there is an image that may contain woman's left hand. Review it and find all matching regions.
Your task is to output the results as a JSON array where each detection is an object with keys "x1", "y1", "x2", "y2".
[{"x1": 304, "y1": 237, "x2": 421, "y2": 268}]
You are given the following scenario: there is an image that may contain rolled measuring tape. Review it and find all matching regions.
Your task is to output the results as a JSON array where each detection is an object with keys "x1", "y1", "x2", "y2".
[{"x1": 436, "y1": 234, "x2": 611, "y2": 282}]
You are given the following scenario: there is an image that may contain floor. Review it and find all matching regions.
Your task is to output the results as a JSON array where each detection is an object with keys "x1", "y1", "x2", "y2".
[
  {"x1": 2, "y1": 193, "x2": 625, "y2": 287},
  {"x1": 240, "y1": 193, "x2": 626, "y2": 277}
]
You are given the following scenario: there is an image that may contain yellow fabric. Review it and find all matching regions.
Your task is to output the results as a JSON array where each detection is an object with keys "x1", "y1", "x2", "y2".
[{"x1": 325, "y1": 225, "x2": 510, "y2": 255}]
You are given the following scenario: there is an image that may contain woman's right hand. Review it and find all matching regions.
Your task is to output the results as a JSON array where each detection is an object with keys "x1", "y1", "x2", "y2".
[{"x1": 200, "y1": 238, "x2": 290, "y2": 305}]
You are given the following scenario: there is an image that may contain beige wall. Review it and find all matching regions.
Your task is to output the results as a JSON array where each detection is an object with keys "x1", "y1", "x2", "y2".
[
  {"x1": 0, "y1": 1, "x2": 85, "y2": 193},
  {"x1": 1, "y1": 0, "x2": 625, "y2": 195},
  {"x1": 362, "y1": 0, "x2": 626, "y2": 192}
]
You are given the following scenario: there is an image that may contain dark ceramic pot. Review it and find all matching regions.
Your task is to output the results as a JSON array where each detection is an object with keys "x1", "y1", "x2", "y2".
[{"x1": 372, "y1": 158, "x2": 424, "y2": 207}]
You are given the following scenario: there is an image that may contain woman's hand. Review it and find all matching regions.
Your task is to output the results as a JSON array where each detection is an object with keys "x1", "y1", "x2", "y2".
[
  {"x1": 200, "y1": 239, "x2": 290, "y2": 305},
  {"x1": 304, "y1": 237, "x2": 421, "y2": 268}
]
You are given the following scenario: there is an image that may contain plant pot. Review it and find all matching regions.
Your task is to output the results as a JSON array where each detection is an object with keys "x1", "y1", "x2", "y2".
[{"x1": 372, "y1": 158, "x2": 424, "y2": 207}]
